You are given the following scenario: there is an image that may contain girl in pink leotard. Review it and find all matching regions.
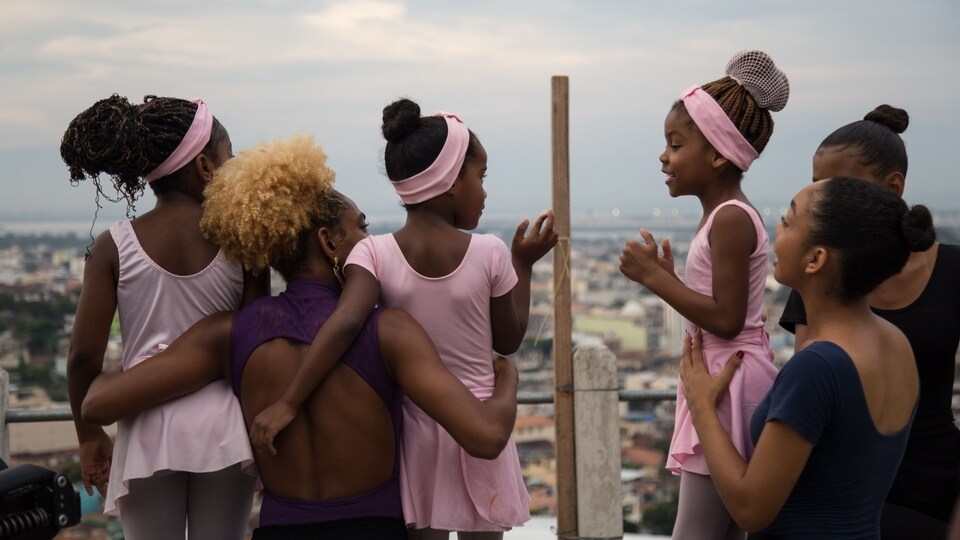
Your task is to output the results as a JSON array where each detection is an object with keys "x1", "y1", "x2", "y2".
[
  {"x1": 246, "y1": 98, "x2": 557, "y2": 538},
  {"x1": 619, "y1": 50, "x2": 789, "y2": 540}
]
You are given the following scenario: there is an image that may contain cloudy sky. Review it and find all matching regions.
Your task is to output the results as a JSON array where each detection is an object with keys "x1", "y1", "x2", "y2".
[{"x1": 2, "y1": 0, "x2": 958, "y2": 227}]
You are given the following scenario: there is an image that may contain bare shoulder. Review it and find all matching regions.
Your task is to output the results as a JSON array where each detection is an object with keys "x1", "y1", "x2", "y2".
[{"x1": 711, "y1": 204, "x2": 758, "y2": 245}]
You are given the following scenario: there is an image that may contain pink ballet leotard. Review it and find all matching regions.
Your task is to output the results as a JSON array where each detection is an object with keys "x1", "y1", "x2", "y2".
[
  {"x1": 347, "y1": 233, "x2": 530, "y2": 531},
  {"x1": 103, "y1": 220, "x2": 256, "y2": 515},
  {"x1": 666, "y1": 200, "x2": 779, "y2": 475}
]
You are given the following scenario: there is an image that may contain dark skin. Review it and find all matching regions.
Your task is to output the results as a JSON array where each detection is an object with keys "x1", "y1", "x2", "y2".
[
  {"x1": 66, "y1": 137, "x2": 270, "y2": 496},
  {"x1": 681, "y1": 182, "x2": 919, "y2": 532},
  {"x1": 248, "y1": 141, "x2": 558, "y2": 456},
  {"x1": 792, "y1": 145, "x2": 938, "y2": 351},
  {"x1": 620, "y1": 107, "x2": 757, "y2": 339},
  {"x1": 81, "y1": 200, "x2": 519, "y2": 502}
]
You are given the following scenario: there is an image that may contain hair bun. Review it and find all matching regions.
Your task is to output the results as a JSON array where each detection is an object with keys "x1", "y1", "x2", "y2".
[
  {"x1": 900, "y1": 204, "x2": 936, "y2": 252},
  {"x1": 725, "y1": 50, "x2": 790, "y2": 112},
  {"x1": 382, "y1": 98, "x2": 422, "y2": 144},
  {"x1": 864, "y1": 105, "x2": 909, "y2": 135}
]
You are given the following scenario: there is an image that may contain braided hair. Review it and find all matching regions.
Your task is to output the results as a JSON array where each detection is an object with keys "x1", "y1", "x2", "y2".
[
  {"x1": 60, "y1": 94, "x2": 227, "y2": 216},
  {"x1": 672, "y1": 51, "x2": 790, "y2": 167}
]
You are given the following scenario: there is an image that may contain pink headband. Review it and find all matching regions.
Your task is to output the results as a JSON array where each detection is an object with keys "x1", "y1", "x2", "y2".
[
  {"x1": 680, "y1": 86, "x2": 759, "y2": 172},
  {"x1": 143, "y1": 99, "x2": 214, "y2": 183},
  {"x1": 392, "y1": 113, "x2": 469, "y2": 204}
]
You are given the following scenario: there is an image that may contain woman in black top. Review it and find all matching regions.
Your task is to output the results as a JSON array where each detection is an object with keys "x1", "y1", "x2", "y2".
[{"x1": 778, "y1": 105, "x2": 960, "y2": 537}]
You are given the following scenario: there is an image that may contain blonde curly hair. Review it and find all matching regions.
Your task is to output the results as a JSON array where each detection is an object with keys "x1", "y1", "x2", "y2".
[{"x1": 200, "y1": 134, "x2": 340, "y2": 278}]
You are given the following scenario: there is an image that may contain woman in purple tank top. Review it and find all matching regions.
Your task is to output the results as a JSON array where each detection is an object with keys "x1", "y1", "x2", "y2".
[{"x1": 80, "y1": 136, "x2": 520, "y2": 539}]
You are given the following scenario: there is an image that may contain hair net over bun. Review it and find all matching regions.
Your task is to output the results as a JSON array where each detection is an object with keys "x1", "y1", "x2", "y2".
[{"x1": 726, "y1": 50, "x2": 790, "y2": 112}]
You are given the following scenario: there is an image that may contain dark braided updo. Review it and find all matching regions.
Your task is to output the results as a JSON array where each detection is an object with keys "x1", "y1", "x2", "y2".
[
  {"x1": 701, "y1": 76, "x2": 776, "y2": 155},
  {"x1": 672, "y1": 50, "x2": 790, "y2": 167},
  {"x1": 60, "y1": 94, "x2": 227, "y2": 215}
]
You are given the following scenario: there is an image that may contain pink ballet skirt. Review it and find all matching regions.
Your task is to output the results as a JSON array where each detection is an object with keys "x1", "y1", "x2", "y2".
[
  {"x1": 667, "y1": 327, "x2": 778, "y2": 475},
  {"x1": 400, "y1": 393, "x2": 529, "y2": 531}
]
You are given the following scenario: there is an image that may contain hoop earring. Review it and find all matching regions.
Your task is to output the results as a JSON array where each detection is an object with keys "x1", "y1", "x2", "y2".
[{"x1": 332, "y1": 256, "x2": 345, "y2": 287}]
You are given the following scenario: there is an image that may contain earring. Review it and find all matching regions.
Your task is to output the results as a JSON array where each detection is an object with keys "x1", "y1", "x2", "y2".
[{"x1": 332, "y1": 256, "x2": 345, "y2": 287}]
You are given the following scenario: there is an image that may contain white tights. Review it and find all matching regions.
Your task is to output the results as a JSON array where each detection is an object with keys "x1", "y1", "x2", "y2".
[{"x1": 116, "y1": 464, "x2": 256, "y2": 540}]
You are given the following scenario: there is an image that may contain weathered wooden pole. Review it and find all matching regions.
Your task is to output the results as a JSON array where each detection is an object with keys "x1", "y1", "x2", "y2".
[{"x1": 551, "y1": 75, "x2": 577, "y2": 538}]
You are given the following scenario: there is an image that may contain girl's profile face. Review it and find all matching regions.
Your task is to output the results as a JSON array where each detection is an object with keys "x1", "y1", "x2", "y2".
[
  {"x1": 452, "y1": 140, "x2": 488, "y2": 231},
  {"x1": 773, "y1": 182, "x2": 819, "y2": 287},
  {"x1": 659, "y1": 108, "x2": 715, "y2": 198},
  {"x1": 336, "y1": 196, "x2": 370, "y2": 260}
]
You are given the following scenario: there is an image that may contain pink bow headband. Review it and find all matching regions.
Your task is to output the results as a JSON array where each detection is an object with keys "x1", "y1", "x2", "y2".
[
  {"x1": 391, "y1": 112, "x2": 469, "y2": 204},
  {"x1": 679, "y1": 86, "x2": 758, "y2": 172},
  {"x1": 143, "y1": 99, "x2": 214, "y2": 183}
]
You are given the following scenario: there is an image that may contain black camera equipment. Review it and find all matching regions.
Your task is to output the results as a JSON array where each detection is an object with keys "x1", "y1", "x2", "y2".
[{"x1": 0, "y1": 458, "x2": 80, "y2": 539}]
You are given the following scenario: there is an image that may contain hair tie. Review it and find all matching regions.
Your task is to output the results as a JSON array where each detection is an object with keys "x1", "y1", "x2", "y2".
[
  {"x1": 391, "y1": 112, "x2": 469, "y2": 204},
  {"x1": 680, "y1": 86, "x2": 759, "y2": 172},
  {"x1": 143, "y1": 99, "x2": 214, "y2": 183}
]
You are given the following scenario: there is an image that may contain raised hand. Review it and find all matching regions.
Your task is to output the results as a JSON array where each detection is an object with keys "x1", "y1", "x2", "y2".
[
  {"x1": 659, "y1": 237, "x2": 678, "y2": 279},
  {"x1": 619, "y1": 228, "x2": 665, "y2": 285},
  {"x1": 511, "y1": 210, "x2": 559, "y2": 269},
  {"x1": 249, "y1": 400, "x2": 298, "y2": 457}
]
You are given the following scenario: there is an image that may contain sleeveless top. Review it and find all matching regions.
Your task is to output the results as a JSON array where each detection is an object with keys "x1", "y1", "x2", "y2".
[
  {"x1": 229, "y1": 278, "x2": 403, "y2": 526},
  {"x1": 104, "y1": 220, "x2": 255, "y2": 516},
  {"x1": 667, "y1": 200, "x2": 778, "y2": 475}
]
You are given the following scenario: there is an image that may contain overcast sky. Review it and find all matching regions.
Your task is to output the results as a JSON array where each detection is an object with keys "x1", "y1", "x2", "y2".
[{"x1": 2, "y1": 0, "x2": 958, "y2": 227}]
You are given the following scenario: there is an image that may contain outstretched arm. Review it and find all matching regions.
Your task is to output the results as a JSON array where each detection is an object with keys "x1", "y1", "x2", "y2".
[
  {"x1": 379, "y1": 308, "x2": 518, "y2": 459},
  {"x1": 490, "y1": 210, "x2": 558, "y2": 354},
  {"x1": 81, "y1": 312, "x2": 234, "y2": 425},
  {"x1": 248, "y1": 266, "x2": 380, "y2": 455},
  {"x1": 680, "y1": 330, "x2": 812, "y2": 532}
]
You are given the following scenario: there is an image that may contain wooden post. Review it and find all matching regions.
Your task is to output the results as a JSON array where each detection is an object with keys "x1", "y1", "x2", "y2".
[
  {"x1": 574, "y1": 346, "x2": 623, "y2": 538},
  {"x1": 551, "y1": 75, "x2": 577, "y2": 538},
  {"x1": 1, "y1": 368, "x2": 10, "y2": 463}
]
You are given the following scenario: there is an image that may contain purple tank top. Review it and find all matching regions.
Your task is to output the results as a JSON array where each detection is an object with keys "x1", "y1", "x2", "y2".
[{"x1": 230, "y1": 278, "x2": 403, "y2": 525}]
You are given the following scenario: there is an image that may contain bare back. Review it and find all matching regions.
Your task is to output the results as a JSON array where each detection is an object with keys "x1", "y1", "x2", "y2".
[
  {"x1": 820, "y1": 315, "x2": 919, "y2": 435},
  {"x1": 240, "y1": 339, "x2": 396, "y2": 500},
  {"x1": 129, "y1": 204, "x2": 220, "y2": 276}
]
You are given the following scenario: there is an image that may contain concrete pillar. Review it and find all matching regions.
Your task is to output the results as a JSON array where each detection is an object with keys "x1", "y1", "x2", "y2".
[{"x1": 573, "y1": 345, "x2": 623, "y2": 539}]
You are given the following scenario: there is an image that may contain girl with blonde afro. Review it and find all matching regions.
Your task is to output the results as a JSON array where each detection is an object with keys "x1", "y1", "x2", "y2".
[{"x1": 81, "y1": 135, "x2": 521, "y2": 540}]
